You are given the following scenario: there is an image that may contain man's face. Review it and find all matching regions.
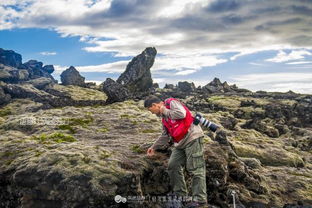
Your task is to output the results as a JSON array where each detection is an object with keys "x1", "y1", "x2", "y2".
[{"x1": 147, "y1": 102, "x2": 163, "y2": 116}]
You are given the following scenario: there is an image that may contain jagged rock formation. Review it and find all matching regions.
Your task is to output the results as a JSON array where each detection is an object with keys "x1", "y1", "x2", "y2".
[
  {"x1": 101, "y1": 47, "x2": 157, "y2": 103},
  {"x1": 117, "y1": 47, "x2": 156, "y2": 94},
  {"x1": 60, "y1": 66, "x2": 86, "y2": 87},
  {"x1": 203, "y1": 78, "x2": 243, "y2": 93}
]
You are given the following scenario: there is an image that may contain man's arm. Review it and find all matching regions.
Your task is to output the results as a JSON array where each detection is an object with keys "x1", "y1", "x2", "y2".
[
  {"x1": 161, "y1": 100, "x2": 186, "y2": 119},
  {"x1": 151, "y1": 125, "x2": 170, "y2": 150}
]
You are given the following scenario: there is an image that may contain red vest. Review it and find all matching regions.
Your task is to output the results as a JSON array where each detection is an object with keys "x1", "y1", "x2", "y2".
[{"x1": 162, "y1": 98, "x2": 194, "y2": 143}]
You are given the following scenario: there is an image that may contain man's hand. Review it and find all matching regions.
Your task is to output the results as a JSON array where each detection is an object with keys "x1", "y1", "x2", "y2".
[{"x1": 147, "y1": 147, "x2": 155, "y2": 156}]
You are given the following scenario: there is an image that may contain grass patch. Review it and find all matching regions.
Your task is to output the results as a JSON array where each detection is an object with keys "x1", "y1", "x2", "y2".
[
  {"x1": 234, "y1": 144, "x2": 305, "y2": 168},
  {"x1": 0, "y1": 108, "x2": 12, "y2": 117},
  {"x1": 130, "y1": 144, "x2": 144, "y2": 153},
  {"x1": 207, "y1": 96, "x2": 241, "y2": 108},
  {"x1": 58, "y1": 124, "x2": 76, "y2": 134},
  {"x1": 98, "y1": 127, "x2": 109, "y2": 133},
  {"x1": 99, "y1": 150, "x2": 111, "y2": 159},
  {"x1": 31, "y1": 132, "x2": 77, "y2": 144},
  {"x1": 82, "y1": 155, "x2": 91, "y2": 164},
  {"x1": 120, "y1": 114, "x2": 136, "y2": 119},
  {"x1": 65, "y1": 115, "x2": 94, "y2": 127}
]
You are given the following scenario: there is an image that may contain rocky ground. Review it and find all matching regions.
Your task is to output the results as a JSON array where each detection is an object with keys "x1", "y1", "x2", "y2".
[
  {"x1": 0, "y1": 47, "x2": 311, "y2": 208},
  {"x1": 0, "y1": 92, "x2": 311, "y2": 208}
]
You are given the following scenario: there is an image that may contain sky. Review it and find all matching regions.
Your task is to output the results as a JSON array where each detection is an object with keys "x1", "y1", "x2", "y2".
[{"x1": 0, "y1": 0, "x2": 312, "y2": 94}]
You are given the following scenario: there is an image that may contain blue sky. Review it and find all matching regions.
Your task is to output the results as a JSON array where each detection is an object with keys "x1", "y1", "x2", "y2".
[{"x1": 1, "y1": 0, "x2": 312, "y2": 93}]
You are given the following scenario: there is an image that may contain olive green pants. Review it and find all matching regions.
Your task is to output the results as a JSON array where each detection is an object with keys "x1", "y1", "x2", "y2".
[{"x1": 167, "y1": 137, "x2": 207, "y2": 203}]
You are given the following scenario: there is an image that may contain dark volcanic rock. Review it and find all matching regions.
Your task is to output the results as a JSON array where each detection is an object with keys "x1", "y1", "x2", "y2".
[
  {"x1": 241, "y1": 118, "x2": 279, "y2": 138},
  {"x1": 0, "y1": 84, "x2": 11, "y2": 105},
  {"x1": 60, "y1": 66, "x2": 85, "y2": 87},
  {"x1": 25, "y1": 77, "x2": 55, "y2": 90},
  {"x1": 0, "y1": 64, "x2": 29, "y2": 83},
  {"x1": 2, "y1": 83, "x2": 55, "y2": 102},
  {"x1": 42, "y1": 65, "x2": 54, "y2": 74},
  {"x1": 0, "y1": 48, "x2": 22, "y2": 68},
  {"x1": 164, "y1": 84, "x2": 175, "y2": 89},
  {"x1": 117, "y1": 47, "x2": 157, "y2": 93},
  {"x1": 102, "y1": 78, "x2": 130, "y2": 103},
  {"x1": 177, "y1": 81, "x2": 195, "y2": 92},
  {"x1": 203, "y1": 77, "x2": 249, "y2": 94},
  {"x1": 23, "y1": 60, "x2": 44, "y2": 79},
  {"x1": 22, "y1": 60, "x2": 56, "y2": 82}
]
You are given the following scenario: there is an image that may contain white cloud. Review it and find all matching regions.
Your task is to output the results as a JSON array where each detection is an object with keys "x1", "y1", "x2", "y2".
[
  {"x1": 266, "y1": 50, "x2": 312, "y2": 63},
  {"x1": 230, "y1": 72, "x2": 312, "y2": 94},
  {"x1": 286, "y1": 61, "x2": 312, "y2": 65},
  {"x1": 249, "y1": 62, "x2": 266, "y2": 66},
  {"x1": 53, "y1": 53, "x2": 227, "y2": 75},
  {"x1": 175, "y1": 69, "x2": 196, "y2": 75},
  {"x1": 53, "y1": 60, "x2": 129, "y2": 73},
  {"x1": 84, "y1": 80, "x2": 103, "y2": 85},
  {"x1": 270, "y1": 82, "x2": 312, "y2": 93},
  {"x1": 154, "y1": 54, "x2": 227, "y2": 71},
  {"x1": 2, "y1": 0, "x2": 312, "y2": 59},
  {"x1": 40, "y1": 51, "x2": 57, "y2": 56}
]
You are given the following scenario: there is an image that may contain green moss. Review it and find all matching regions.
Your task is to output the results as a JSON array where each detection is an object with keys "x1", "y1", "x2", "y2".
[
  {"x1": 98, "y1": 127, "x2": 109, "y2": 133},
  {"x1": 82, "y1": 155, "x2": 91, "y2": 164},
  {"x1": 34, "y1": 151, "x2": 43, "y2": 157},
  {"x1": 65, "y1": 115, "x2": 94, "y2": 127},
  {"x1": 131, "y1": 120, "x2": 138, "y2": 125},
  {"x1": 99, "y1": 150, "x2": 111, "y2": 159},
  {"x1": 58, "y1": 124, "x2": 76, "y2": 134},
  {"x1": 31, "y1": 132, "x2": 77, "y2": 144},
  {"x1": 141, "y1": 129, "x2": 159, "y2": 133},
  {"x1": 0, "y1": 108, "x2": 11, "y2": 117},
  {"x1": 130, "y1": 144, "x2": 144, "y2": 153},
  {"x1": 234, "y1": 144, "x2": 305, "y2": 167},
  {"x1": 120, "y1": 114, "x2": 136, "y2": 119},
  {"x1": 207, "y1": 96, "x2": 241, "y2": 108}
]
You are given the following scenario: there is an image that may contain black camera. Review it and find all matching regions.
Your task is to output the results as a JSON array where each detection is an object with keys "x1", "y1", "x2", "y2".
[{"x1": 193, "y1": 113, "x2": 219, "y2": 132}]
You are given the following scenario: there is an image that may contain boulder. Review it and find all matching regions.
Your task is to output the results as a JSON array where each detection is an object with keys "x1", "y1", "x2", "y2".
[
  {"x1": 22, "y1": 60, "x2": 56, "y2": 82},
  {"x1": 164, "y1": 84, "x2": 175, "y2": 89},
  {"x1": 102, "y1": 78, "x2": 130, "y2": 103},
  {"x1": 23, "y1": 60, "x2": 44, "y2": 79},
  {"x1": 0, "y1": 64, "x2": 29, "y2": 82},
  {"x1": 25, "y1": 77, "x2": 55, "y2": 90},
  {"x1": 42, "y1": 65, "x2": 54, "y2": 74},
  {"x1": 241, "y1": 118, "x2": 280, "y2": 138},
  {"x1": 2, "y1": 83, "x2": 55, "y2": 102},
  {"x1": 60, "y1": 66, "x2": 85, "y2": 87},
  {"x1": 117, "y1": 47, "x2": 157, "y2": 93},
  {"x1": 0, "y1": 48, "x2": 22, "y2": 68},
  {"x1": 203, "y1": 77, "x2": 247, "y2": 94},
  {"x1": 177, "y1": 81, "x2": 195, "y2": 92}
]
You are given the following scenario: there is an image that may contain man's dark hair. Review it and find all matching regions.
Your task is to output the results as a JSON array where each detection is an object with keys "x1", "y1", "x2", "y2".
[{"x1": 144, "y1": 95, "x2": 162, "y2": 108}]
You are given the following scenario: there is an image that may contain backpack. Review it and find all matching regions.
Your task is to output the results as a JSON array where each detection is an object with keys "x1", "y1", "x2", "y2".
[{"x1": 162, "y1": 98, "x2": 194, "y2": 143}]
